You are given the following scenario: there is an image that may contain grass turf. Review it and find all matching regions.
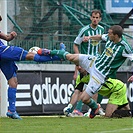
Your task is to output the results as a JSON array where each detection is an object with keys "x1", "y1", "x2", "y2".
[{"x1": 0, "y1": 116, "x2": 133, "y2": 133}]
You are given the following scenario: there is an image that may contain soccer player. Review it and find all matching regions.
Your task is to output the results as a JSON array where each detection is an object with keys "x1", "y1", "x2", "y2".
[
  {"x1": 70, "y1": 9, "x2": 104, "y2": 116},
  {"x1": 38, "y1": 25, "x2": 133, "y2": 118},
  {"x1": 63, "y1": 66, "x2": 131, "y2": 117},
  {"x1": 0, "y1": 15, "x2": 62, "y2": 119}
]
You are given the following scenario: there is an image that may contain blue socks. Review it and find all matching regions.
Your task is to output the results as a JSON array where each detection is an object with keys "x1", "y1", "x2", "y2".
[
  {"x1": 34, "y1": 54, "x2": 61, "y2": 62},
  {"x1": 8, "y1": 87, "x2": 16, "y2": 112}
]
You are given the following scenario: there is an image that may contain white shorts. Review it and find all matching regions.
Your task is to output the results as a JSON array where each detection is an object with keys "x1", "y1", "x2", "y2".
[{"x1": 78, "y1": 54, "x2": 105, "y2": 97}]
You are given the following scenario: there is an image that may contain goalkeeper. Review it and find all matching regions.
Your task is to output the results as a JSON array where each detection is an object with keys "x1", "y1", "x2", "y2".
[{"x1": 63, "y1": 66, "x2": 131, "y2": 117}]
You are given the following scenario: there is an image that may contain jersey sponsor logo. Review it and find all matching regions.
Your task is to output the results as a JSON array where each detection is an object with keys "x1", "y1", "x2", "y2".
[
  {"x1": 91, "y1": 40, "x2": 99, "y2": 46},
  {"x1": 105, "y1": 47, "x2": 113, "y2": 57}
]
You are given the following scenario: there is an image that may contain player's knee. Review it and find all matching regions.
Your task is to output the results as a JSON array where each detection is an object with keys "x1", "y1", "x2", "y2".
[
  {"x1": 80, "y1": 95, "x2": 88, "y2": 104},
  {"x1": 74, "y1": 89, "x2": 81, "y2": 95},
  {"x1": 66, "y1": 54, "x2": 75, "y2": 61},
  {"x1": 105, "y1": 113, "x2": 112, "y2": 117},
  {"x1": 8, "y1": 82, "x2": 17, "y2": 88},
  {"x1": 8, "y1": 77, "x2": 18, "y2": 88},
  {"x1": 26, "y1": 53, "x2": 35, "y2": 60}
]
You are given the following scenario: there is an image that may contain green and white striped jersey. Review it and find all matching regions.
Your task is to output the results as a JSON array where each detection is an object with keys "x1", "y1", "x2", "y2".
[
  {"x1": 74, "y1": 24, "x2": 104, "y2": 56},
  {"x1": 95, "y1": 34, "x2": 133, "y2": 78}
]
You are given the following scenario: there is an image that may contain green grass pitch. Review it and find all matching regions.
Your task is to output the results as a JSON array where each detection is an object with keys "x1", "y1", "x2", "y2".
[{"x1": 0, "y1": 116, "x2": 133, "y2": 133}]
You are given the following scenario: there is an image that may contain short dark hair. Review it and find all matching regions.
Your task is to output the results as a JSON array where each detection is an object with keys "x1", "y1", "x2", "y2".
[
  {"x1": 109, "y1": 25, "x2": 123, "y2": 38},
  {"x1": 91, "y1": 10, "x2": 102, "y2": 17}
]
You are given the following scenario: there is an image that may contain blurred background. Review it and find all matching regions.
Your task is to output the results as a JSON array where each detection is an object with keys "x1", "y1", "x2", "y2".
[{"x1": 6, "y1": 0, "x2": 133, "y2": 65}]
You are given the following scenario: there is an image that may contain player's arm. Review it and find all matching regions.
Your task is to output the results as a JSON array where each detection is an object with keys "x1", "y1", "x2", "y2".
[
  {"x1": 83, "y1": 35, "x2": 102, "y2": 42},
  {"x1": 73, "y1": 44, "x2": 79, "y2": 54},
  {"x1": 0, "y1": 31, "x2": 17, "y2": 41},
  {"x1": 73, "y1": 44, "x2": 80, "y2": 80}
]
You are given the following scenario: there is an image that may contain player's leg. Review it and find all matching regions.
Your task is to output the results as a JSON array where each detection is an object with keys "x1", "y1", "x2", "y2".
[
  {"x1": 105, "y1": 79, "x2": 129, "y2": 117},
  {"x1": 105, "y1": 103, "x2": 118, "y2": 117},
  {"x1": 38, "y1": 48, "x2": 80, "y2": 64},
  {"x1": 72, "y1": 100, "x2": 83, "y2": 116},
  {"x1": 111, "y1": 103, "x2": 131, "y2": 118},
  {"x1": 0, "y1": 61, "x2": 22, "y2": 119},
  {"x1": 6, "y1": 76, "x2": 22, "y2": 120},
  {"x1": 0, "y1": 46, "x2": 62, "y2": 62},
  {"x1": 77, "y1": 54, "x2": 104, "y2": 118},
  {"x1": 63, "y1": 80, "x2": 84, "y2": 116},
  {"x1": 97, "y1": 94, "x2": 105, "y2": 116},
  {"x1": 81, "y1": 75, "x2": 104, "y2": 118},
  {"x1": 71, "y1": 73, "x2": 85, "y2": 116},
  {"x1": 63, "y1": 89, "x2": 82, "y2": 116},
  {"x1": 83, "y1": 93, "x2": 98, "y2": 117},
  {"x1": 27, "y1": 52, "x2": 62, "y2": 62},
  {"x1": 80, "y1": 90, "x2": 101, "y2": 119}
]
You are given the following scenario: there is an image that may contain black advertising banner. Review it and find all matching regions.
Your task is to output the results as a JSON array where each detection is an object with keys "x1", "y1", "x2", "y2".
[
  {"x1": 16, "y1": 71, "x2": 133, "y2": 115},
  {"x1": 17, "y1": 71, "x2": 76, "y2": 115},
  {"x1": 16, "y1": 71, "x2": 42, "y2": 114}
]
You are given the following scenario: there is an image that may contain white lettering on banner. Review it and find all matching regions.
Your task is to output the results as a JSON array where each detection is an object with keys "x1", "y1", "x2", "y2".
[
  {"x1": 16, "y1": 81, "x2": 133, "y2": 107},
  {"x1": 51, "y1": 77, "x2": 60, "y2": 104},
  {"x1": 32, "y1": 84, "x2": 42, "y2": 105},
  {"x1": 32, "y1": 77, "x2": 74, "y2": 105},
  {"x1": 128, "y1": 83, "x2": 133, "y2": 102},
  {"x1": 59, "y1": 84, "x2": 68, "y2": 104}
]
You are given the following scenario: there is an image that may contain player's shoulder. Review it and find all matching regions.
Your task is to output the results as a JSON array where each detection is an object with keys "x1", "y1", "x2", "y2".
[
  {"x1": 97, "y1": 24, "x2": 104, "y2": 30},
  {"x1": 121, "y1": 35, "x2": 131, "y2": 48},
  {"x1": 79, "y1": 25, "x2": 90, "y2": 32}
]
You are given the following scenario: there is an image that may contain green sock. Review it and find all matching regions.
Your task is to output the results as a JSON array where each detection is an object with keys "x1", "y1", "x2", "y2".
[
  {"x1": 75, "y1": 100, "x2": 83, "y2": 112},
  {"x1": 86, "y1": 98, "x2": 98, "y2": 110},
  {"x1": 97, "y1": 94, "x2": 103, "y2": 104},
  {"x1": 50, "y1": 50, "x2": 69, "y2": 60}
]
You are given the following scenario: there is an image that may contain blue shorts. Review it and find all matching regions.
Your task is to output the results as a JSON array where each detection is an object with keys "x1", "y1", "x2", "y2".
[
  {"x1": 0, "y1": 44, "x2": 28, "y2": 80},
  {"x1": 0, "y1": 45, "x2": 28, "y2": 61}
]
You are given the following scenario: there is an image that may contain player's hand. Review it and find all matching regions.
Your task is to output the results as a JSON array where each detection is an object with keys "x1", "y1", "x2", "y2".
[
  {"x1": 128, "y1": 75, "x2": 133, "y2": 82},
  {"x1": 10, "y1": 31, "x2": 17, "y2": 37},
  {"x1": 83, "y1": 36, "x2": 90, "y2": 42}
]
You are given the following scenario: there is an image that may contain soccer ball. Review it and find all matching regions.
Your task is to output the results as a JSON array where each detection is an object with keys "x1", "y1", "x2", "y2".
[{"x1": 29, "y1": 46, "x2": 40, "y2": 54}]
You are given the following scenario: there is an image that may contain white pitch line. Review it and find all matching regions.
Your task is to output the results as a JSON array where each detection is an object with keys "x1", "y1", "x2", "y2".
[{"x1": 95, "y1": 128, "x2": 133, "y2": 133}]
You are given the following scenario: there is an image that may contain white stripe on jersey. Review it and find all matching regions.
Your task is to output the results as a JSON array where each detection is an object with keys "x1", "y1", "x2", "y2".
[
  {"x1": 96, "y1": 42, "x2": 113, "y2": 70},
  {"x1": 121, "y1": 40, "x2": 132, "y2": 53}
]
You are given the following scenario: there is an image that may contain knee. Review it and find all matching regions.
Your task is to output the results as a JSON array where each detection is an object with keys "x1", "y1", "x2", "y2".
[
  {"x1": 26, "y1": 53, "x2": 35, "y2": 60},
  {"x1": 9, "y1": 82, "x2": 18, "y2": 88},
  {"x1": 8, "y1": 78, "x2": 18, "y2": 88},
  {"x1": 74, "y1": 90, "x2": 80, "y2": 95},
  {"x1": 66, "y1": 54, "x2": 74, "y2": 61},
  {"x1": 80, "y1": 95, "x2": 88, "y2": 104},
  {"x1": 105, "y1": 114, "x2": 112, "y2": 117}
]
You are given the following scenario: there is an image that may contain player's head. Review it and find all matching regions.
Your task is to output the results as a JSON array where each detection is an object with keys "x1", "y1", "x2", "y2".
[
  {"x1": 108, "y1": 25, "x2": 123, "y2": 42},
  {"x1": 90, "y1": 10, "x2": 102, "y2": 28},
  {"x1": 0, "y1": 15, "x2": 2, "y2": 21}
]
